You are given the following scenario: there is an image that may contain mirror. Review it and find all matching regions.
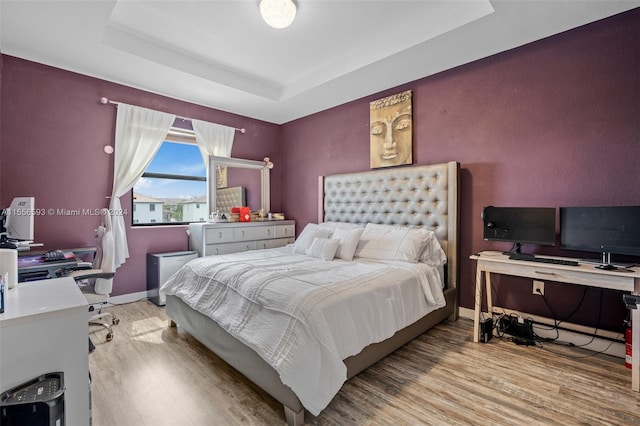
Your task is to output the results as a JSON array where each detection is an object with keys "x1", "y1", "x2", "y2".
[
  {"x1": 215, "y1": 186, "x2": 246, "y2": 214},
  {"x1": 208, "y1": 156, "x2": 270, "y2": 215}
]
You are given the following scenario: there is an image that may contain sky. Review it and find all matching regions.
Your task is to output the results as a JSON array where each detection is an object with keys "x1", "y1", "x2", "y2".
[{"x1": 133, "y1": 142, "x2": 206, "y2": 199}]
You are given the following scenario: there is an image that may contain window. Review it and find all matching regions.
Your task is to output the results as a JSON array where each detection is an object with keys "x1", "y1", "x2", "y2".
[{"x1": 132, "y1": 129, "x2": 207, "y2": 225}]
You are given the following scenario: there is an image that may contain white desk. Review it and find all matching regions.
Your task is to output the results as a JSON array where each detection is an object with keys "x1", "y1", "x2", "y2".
[
  {"x1": 0, "y1": 277, "x2": 89, "y2": 425},
  {"x1": 471, "y1": 251, "x2": 640, "y2": 392}
]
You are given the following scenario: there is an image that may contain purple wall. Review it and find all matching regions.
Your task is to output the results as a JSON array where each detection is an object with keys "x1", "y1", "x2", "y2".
[
  {"x1": 1, "y1": 9, "x2": 638, "y2": 331},
  {"x1": 0, "y1": 57, "x2": 281, "y2": 296},
  {"x1": 280, "y1": 10, "x2": 640, "y2": 330}
]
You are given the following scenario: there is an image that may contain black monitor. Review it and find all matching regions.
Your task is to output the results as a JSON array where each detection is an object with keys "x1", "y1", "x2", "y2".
[
  {"x1": 560, "y1": 206, "x2": 640, "y2": 266},
  {"x1": 482, "y1": 206, "x2": 556, "y2": 254}
]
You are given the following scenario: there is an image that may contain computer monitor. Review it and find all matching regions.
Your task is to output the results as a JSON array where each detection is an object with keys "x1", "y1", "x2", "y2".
[
  {"x1": 560, "y1": 206, "x2": 640, "y2": 265},
  {"x1": 2, "y1": 197, "x2": 35, "y2": 242},
  {"x1": 482, "y1": 206, "x2": 556, "y2": 254}
]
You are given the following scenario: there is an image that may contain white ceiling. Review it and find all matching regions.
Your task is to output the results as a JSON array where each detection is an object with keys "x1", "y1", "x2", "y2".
[{"x1": 1, "y1": 1, "x2": 638, "y2": 124}]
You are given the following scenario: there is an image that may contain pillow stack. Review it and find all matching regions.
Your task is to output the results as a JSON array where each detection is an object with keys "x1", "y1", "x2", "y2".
[{"x1": 292, "y1": 222, "x2": 446, "y2": 266}]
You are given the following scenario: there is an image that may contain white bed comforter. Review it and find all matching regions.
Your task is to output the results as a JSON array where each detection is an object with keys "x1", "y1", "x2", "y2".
[{"x1": 161, "y1": 246, "x2": 446, "y2": 415}]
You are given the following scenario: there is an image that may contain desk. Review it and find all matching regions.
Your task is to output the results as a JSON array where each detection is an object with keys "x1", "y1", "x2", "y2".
[
  {"x1": 471, "y1": 251, "x2": 640, "y2": 392},
  {"x1": 17, "y1": 248, "x2": 95, "y2": 282},
  {"x1": 0, "y1": 277, "x2": 90, "y2": 425}
]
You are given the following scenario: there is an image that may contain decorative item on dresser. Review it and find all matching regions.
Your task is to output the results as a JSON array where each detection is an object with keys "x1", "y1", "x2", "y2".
[
  {"x1": 188, "y1": 221, "x2": 296, "y2": 257},
  {"x1": 165, "y1": 161, "x2": 459, "y2": 425}
]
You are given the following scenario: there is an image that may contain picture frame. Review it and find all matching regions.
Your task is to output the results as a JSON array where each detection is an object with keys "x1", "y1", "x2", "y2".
[{"x1": 369, "y1": 90, "x2": 413, "y2": 169}]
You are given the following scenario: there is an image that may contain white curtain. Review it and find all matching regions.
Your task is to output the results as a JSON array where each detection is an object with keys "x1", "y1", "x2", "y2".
[
  {"x1": 109, "y1": 104, "x2": 176, "y2": 268},
  {"x1": 192, "y1": 120, "x2": 235, "y2": 211},
  {"x1": 192, "y1": 119, "x2": 235, "y2": 160}
]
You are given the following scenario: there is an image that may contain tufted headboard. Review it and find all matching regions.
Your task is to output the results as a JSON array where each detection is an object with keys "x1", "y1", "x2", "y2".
[
  {"x1": 320, "y1": 161, "x2": 459, "y2": 290},
  {"x1": 216, "y1": 186, "x2": 246, "y2": 213}
]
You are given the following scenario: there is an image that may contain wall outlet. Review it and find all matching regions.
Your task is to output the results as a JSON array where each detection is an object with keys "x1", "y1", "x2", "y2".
[{"x1": 533, "y1": 280, "x2": 545, "y2": 296}]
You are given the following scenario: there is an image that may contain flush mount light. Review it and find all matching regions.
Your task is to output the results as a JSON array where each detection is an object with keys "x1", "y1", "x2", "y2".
[{"x1": 260, "y1": 0, "x2": 297, "y2": 29}]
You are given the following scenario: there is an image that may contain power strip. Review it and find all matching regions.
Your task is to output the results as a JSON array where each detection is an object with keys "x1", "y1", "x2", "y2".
[{"x1": 499, "y1": 315, "x2": 534, "y2": 340}]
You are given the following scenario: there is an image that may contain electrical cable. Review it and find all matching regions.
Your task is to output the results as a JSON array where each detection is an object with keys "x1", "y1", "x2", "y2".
[
  {"x1": 533, "y1": 286, "x2": 589, "y2": 342},
  {"x1": 537, "y1": 288, "x2": 626, "y2": 359},
  {"x1": 569, "y1": 288, "x2": 603, "y2": 348},
  {"x1": 533, "y1": 291, "x2": 560, "y2": 341},
  {"x1": 539, "y1": 335, "x2": 620, "y2": 359},
  {"x1": 555, "y1": 286, "x2": 588, "y2": 329}
]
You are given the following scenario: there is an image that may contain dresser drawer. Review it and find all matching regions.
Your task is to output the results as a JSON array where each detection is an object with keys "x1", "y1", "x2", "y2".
[
  {"x1": 234, "y1": 225, "x2": 276, "y2": 241},
  {"x1": 256, "y1": 237, "x2": 294, "y2": 250},
  {"x1": 205, "y1": 227, "x2": 234, "y2": 244},
  {"x1": 190, "y1": 220, "x2": 295, "y2": 257},
  {"x1": 275, "y1": 224, "x2": 295, "y2": 239},
  {"x1": 205, "y1": 241, "x2": 255, "y2": 256}
]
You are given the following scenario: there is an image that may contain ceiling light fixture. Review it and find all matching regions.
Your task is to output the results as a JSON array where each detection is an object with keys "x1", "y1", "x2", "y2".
[{"x1": 260, "y1": 0, "x2": 297, "y2": 29}]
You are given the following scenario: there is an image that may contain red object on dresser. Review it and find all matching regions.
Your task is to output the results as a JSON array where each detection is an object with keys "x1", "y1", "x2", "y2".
[{"x1": 239, "y1": 207, "x2": 251, "y2": 222}]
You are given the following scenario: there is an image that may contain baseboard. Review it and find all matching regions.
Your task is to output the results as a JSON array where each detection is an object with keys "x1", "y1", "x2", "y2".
[
  {"x1": 109, "y1": 291, "x2": 149, "y2": 306},
  {"x1": 459, "y1": 307, "x2": 625, "y2": 359}
]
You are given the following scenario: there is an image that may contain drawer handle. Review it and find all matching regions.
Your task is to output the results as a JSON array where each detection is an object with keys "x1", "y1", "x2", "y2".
[
  {"x1": 241, "y1": 230, "x2": 245, "y2": 237},
  {"x1": 267, "y1": 229, "x2": 271, "y2": 235},
  {"x1": 536, "y1": 271, "x2": 557, "y2": 276},
  {"x1": 218, "y1": 231, "x2": 222, "y2": 238}
]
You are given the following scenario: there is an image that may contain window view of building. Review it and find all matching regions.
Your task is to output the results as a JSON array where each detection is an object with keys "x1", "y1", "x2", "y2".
[
  {"x1": 181, "y1": 195, "x2": 208, "y2": 222},
  {"x1": 132, "y1": 135, "x2": 207, "y2": 225},
  {"x1": 132, "y1": 193, "x2": 164, "y2": 224}
]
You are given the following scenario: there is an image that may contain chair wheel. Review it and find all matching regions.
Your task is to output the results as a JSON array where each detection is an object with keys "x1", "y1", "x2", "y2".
[
  {"x1": 112, "y1": 318, "x2": 120, "y2": 325},
  {"x1": 106, "y1": 333, "x2": 113, "y2": 341}
]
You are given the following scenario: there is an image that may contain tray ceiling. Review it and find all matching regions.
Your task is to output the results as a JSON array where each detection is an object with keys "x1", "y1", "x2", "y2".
[{"x1": 1, "y1": 1, "x2": 638, "y2": 124}]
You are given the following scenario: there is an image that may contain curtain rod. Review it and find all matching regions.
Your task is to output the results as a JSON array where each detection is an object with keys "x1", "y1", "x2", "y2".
[{"x1": 99, "y1": 97, "x2": 246, "y2": 133}]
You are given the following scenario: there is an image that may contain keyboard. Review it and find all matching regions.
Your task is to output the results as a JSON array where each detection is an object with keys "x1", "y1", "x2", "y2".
[
  {"x1": 42, "y1": 250, "x2": 66, "y2": 262},
  {"x1": 508, "y1": 253, "x2": 579, "y2": 266}
]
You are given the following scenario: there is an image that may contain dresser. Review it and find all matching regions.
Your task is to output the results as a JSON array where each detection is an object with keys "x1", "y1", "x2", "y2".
[{"x1": 188, "y1": 220, "x2": 296, "y2": 257}]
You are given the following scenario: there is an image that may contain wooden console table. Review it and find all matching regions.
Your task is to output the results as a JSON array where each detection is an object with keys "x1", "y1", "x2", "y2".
[{"x1": 471, "y1": 251, "x2": 640, "y2": 392}]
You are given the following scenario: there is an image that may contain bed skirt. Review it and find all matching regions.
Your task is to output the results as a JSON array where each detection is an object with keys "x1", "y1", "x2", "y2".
[{"x1": 165, "y1": 287, "x2": 456, "y2": 425}]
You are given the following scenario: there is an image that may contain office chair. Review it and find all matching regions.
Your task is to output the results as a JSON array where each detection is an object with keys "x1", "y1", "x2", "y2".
[{"x1": 68, "y1": 208, "x2": 119, "y2": 342}]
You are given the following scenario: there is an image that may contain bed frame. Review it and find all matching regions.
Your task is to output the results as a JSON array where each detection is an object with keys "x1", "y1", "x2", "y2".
[{"x1": 166, "y1": 161, "x2": 459, "y2": 425}]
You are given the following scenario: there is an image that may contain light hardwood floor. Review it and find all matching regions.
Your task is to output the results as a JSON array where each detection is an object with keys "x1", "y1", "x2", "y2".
[{"x1": 89, "y1": 300, "x2": 639, "y2": 425}]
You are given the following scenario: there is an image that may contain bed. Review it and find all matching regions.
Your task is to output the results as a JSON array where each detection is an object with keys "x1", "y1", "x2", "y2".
[{"x1": 163, "y1": 161, "x2": 459, "y2": 425}]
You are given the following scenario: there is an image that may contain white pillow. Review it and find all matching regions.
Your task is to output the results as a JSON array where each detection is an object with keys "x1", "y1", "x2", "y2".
[
  {"x1": 419, "y1": 234, "x2": 447, "y2": 266},
  {"x1": 307, "y1": 237, "x2": 340, "y2": 261},
  {"x1": 332, "y1": 227, "x2": 364, "y2": 261},
  {"x1": 293, "y1": 224, "x2": 332, "y2": 254},
  {"x1": 317, "y1": 221, "x2": 365, "y2": 232},
  {"x1": 355, "y1": 223, "x2": 431, "y2": 263}
]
